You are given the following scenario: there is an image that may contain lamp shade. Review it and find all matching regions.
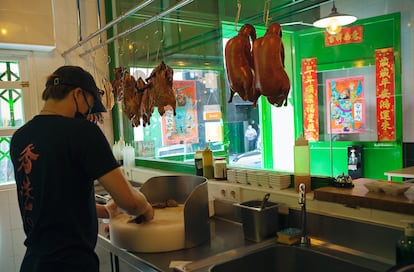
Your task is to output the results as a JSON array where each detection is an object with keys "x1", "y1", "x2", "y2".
[{"x1": 313, "y1": 2, "x2": 357, "y2": 34}]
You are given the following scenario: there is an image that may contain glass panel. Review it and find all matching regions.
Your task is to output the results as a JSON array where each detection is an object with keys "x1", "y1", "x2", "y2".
[
  {"x1": 0, "y1": 61, "x2": 20, "y2": 82},
  {"x1": 131, "y1": 67, "x2": 224, "y2": 161},
  {"x1": 318, "y1": 66, "x2": 377, "y2": 142},
  {"x1": 0, "y1": 88, "x2": 24, "y2": 128},
  {"x1": 0, "y1": 137, "x2": 14, "y2": 184}
]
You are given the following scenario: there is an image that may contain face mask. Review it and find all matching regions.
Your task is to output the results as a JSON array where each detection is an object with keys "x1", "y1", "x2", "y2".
[
  {"x1": 73, "y1": 92, "x2": 92, "y2": 119},
  {"x1": 74, "y1": 111, "x2": 87, "y2": 119}
]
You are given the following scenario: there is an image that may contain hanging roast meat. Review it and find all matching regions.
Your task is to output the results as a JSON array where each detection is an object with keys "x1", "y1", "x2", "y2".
[
  {"x1": 111, "y1": 62, "x2": 176, "y2": 127},
  {"x1": 112, "y1": 67, "x2": 126, "y2": 101},
  {"x1": 137, "y1": 76, "x2": 153, "y2": 127},
  {"x1": 224, "y1": 24, "x2": 259, "y2": 105},
  {"x1": 144, "y1": 61, "x2": 177, "y2": 117},
  {"x1": 123, "y1": 71, "x2": 143, "y2": 127},
  {"x1": 102, "y1": 77, "x2": 115, "y2": 111},
  {"x1": 253, "y1": 22, "x2": 290, "y2": 107}
]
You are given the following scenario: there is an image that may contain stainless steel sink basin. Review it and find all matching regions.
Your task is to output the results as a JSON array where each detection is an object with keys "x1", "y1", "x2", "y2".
[
  {"x1": 175, "y1": 239, "x2": 392, "y2": 272},
  {"x1": 210, "y1": 244, "x2": 389, "y2": 272}
]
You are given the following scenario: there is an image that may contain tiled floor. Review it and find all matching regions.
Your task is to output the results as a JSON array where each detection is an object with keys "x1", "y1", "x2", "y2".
[{"x1": 0, "y1": 184, "x2": 25, "y2": 272}]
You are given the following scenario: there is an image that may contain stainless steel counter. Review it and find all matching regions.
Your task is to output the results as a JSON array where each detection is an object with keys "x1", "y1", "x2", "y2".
[{"x1": 97, "y1": 217, "x2": 257, "y2": 271}]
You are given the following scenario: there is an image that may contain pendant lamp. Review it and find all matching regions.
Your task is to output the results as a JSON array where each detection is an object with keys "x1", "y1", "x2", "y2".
[{"x1": 313, "y1": 1, "x2": 357, "y2": 34}]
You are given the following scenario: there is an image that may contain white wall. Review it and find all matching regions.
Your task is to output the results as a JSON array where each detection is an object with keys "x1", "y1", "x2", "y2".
[{"x1": 0, "y1": 0, "x2": 112, "y2": 270}]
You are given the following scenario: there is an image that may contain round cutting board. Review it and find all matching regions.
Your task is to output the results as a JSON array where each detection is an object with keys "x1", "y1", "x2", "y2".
[{"x1": 109, "y1": 205, "x2": 185, "y2": 253}]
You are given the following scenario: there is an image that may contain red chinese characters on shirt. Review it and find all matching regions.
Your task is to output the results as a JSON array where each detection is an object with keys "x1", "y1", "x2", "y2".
[
  {"x1": 301, "y1": 58, "x2": 319, "y2": 141},
  {"x1": 17, "y1": 144, "x2": 39, "y2": 227},
  {"x1": 375, "y1": 48, "x2": 395, "y2": 141}
]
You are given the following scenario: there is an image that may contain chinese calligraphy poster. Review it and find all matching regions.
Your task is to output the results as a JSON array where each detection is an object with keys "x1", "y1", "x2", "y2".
[
  {"x1": 326, "y1": 76, "x2": 366, "y2": 134},
  {"x1": 162, "y1": 80, "x2": 199, "y2": 145}
]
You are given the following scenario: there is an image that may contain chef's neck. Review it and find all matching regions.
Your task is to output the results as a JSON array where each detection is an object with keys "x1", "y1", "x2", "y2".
[{"x1": 40, "y1": 98, "x2": 76, "y2": 117}]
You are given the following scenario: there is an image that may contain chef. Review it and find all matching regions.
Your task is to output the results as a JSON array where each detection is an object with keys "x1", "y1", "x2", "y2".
[{"x1": 10, "y1": 65, "x2": 154, "y2": 272}]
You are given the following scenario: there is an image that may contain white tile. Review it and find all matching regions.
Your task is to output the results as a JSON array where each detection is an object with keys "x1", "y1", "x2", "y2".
[
  {"x1": 0, "y1": 255, "x2": 16, "y2": 272},
  {"x1": 8, "y1": 191, "x2": 22, "y2": 230},
  {"x1": 14, "y1": 254, "x2": 24, "y2": 272},
  {"x1": 0, "y1": 189, "x2": 9, "y2": 206},
  {"x1": 0, "y1": 191, "x2": 11, "y2": 231},
  {"x1": 0, "y1": 228, "x2": 14, "y2": 258},
  {"x1": 12, "y1": 228, "x2": 26, "y2": 260}
]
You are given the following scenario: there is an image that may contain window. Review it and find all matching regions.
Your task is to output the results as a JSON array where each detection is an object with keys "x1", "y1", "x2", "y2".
[
  {"x1": 0, "y1": 57, "x2": 31, "y2": 184},
  {"x1": 109, "y1": 11, "x2": 295, "y2": 172},
  {"x1": 130, "y1": 67, "x2": 225, "y2": 162}
]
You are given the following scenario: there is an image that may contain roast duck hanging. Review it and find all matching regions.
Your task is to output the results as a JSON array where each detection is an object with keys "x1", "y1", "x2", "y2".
[
  {"x1": 225, "y1": 23, "x2": 259, "y2": 106},
  {"x1": 225, "y1": 22, "x2": 290, "y2": 107},
  {"x1": 112, "y1": 61, "x2": 177, "y2": 127}
]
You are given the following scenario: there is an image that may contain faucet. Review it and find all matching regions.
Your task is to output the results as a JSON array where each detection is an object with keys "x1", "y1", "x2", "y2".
[{"x1": 298, "y1": 183, "x2": 311, "y2": 247}]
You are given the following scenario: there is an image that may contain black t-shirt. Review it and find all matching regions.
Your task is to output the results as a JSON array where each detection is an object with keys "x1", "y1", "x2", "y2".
[{"x1": 10, "y1": 115, "x2": 119, "y2": 271}]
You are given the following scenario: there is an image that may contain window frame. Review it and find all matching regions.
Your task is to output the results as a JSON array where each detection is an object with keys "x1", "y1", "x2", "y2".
[{"x1": 0, "y1": 52, "x2": 35, "y2": 184}]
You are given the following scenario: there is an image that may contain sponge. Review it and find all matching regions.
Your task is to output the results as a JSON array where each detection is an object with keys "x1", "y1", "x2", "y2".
[{"x1": 277, "y1": 228, "x2": 302, "y2": 245}]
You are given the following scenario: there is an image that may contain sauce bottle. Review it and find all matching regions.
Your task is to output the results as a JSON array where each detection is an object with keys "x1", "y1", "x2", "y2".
[
  {"x1": 202, "y1": 143, "x2": 214, "y2": 179},
  {"x1": 194, "y1": 150, "x2": 204, "y2": 176}
]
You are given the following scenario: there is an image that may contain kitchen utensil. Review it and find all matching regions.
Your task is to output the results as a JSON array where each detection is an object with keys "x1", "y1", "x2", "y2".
[{"x1": 260, "y1": 193, "x2": 270, "y2": 210}]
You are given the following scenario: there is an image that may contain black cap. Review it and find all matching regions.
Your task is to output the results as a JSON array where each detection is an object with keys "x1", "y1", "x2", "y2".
[{"x1": 46, "y1": 65, "x2": 106, "y2": 113}]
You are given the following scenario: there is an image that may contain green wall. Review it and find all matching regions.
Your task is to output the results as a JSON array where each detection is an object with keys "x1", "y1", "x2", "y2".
[{"x1": 292, "y1": 13, "x2": 402, "y2": 180}]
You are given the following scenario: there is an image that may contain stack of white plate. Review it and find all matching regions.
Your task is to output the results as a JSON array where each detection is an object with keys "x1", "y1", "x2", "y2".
[
  {"x1": 226, "y1": 169, "x2": 236, "y2": 183},
  {"x1": 268, "y1": 172, "x2": 291, "y2": 189},
  {"x1": 247, "y1": 170, "x2": 259, "y2": 187},
  {"x1": 235, "y1": 169, "x2": 248, "y2": 185},
  {"x1": 255, "y1": 171, "x2": 270, "y2": 187}
]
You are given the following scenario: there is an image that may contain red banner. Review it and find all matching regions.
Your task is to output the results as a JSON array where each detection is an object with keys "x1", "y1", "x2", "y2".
[
  {"x1": 301, "y1": 58, "x2": 319, "y2": 141},
  {"x1": 325, "y1": 26, "x2": 363, "y2": 46},
  {"x1": 375, "y1": 48, "x2": 395, "y2": 141}
]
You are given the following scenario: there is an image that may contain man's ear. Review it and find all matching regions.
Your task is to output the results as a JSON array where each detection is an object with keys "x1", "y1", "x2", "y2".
[{"x1": 73, "y1": 87, "x2": 83, "y2": 97}]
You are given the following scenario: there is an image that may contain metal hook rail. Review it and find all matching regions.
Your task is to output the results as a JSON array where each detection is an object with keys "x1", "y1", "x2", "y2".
[
  {"x1": 61, "y1": 0, "x2": 156, "y2": 57},
  {"x1": 78, "y1": 0, "x2": 194, "y2": 58}
]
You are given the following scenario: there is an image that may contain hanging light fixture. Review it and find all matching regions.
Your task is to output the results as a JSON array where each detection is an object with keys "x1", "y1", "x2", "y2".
[{"x1": 313, "y1": 1, "x2": 357, "y2": 34}]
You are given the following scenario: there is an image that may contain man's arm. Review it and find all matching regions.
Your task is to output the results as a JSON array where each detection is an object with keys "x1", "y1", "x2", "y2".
[{"x1": 97, "y1": 167, "x2": 154, "y2": 221}]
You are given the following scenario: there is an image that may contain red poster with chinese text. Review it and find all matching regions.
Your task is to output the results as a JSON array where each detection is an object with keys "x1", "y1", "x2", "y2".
[
  {"x1": 326, "y1": 76, "x2": 366, "y2": 134},
  {"x1": 301, "y1": 58, "x2": 319, "y2": 141},
  {"x1": 375, "y1": 48, "x2": 395, "y2": 141}
]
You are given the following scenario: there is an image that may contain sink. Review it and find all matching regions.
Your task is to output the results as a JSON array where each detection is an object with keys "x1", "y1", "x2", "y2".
[
  {"x1": 175, "y1": 239, "x2": 392, "y2": 272},
  {"x1": 210, "y1": 244, "x2": 383, "y2": 272},
  {"x1": 209, "y1": 244, "x2": 391, "y2": 272}
]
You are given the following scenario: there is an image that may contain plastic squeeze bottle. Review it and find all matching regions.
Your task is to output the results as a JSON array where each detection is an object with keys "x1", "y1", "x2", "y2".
[
  {"x1": 396, "y1": 220, "x2": 414, "y2": 264},
  {"x1": 194, "y1": 150, "x2": 204, "y2": 176},
  {"x1": 202, "y1": 143, "x2": 214, "y2": 179},
  {"x1": 294, "y1": 133, "x2": 311, "y2": 192}
]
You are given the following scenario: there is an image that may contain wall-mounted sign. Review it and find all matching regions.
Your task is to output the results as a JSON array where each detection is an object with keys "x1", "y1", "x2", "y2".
[
  {"x1": 326, "y1": 76, "x2": 366, "y2": 134},
  {"x1": 375, "y1": 47, "x2": 395, "y2": 141},
  {"x1": 325, "y1": 26, "x2": 363, "y2": 46},
  {"x1": 301, "y1": 58, "x2": 319, "y2": 141}
]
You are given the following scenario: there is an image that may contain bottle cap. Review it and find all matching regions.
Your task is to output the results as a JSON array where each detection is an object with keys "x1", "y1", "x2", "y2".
[
  {"x1": 295, "y1": 133, "x2": 308, "y2": 146},
  {"x1": 402, "y1": 220, "x2": 414, "y2": 236}
]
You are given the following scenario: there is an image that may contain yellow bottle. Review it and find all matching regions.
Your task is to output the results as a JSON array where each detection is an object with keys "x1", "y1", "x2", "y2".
[{"x1": 202, "y1": 144, "x2": 214, "y2": 179}]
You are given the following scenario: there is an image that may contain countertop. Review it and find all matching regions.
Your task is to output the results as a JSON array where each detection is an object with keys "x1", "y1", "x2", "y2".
[
  {"x1": 314, "y1": 178, "x2": 414, "y2": 214},
  {"x1": 98, "y1": 217, "x2": 256, "y2": 271}
]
